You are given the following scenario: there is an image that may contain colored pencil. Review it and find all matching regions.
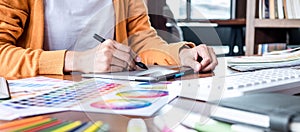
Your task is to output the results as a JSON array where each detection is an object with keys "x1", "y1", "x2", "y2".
[
  {"x1": 72, "y1": 122, "x2": 93, "y2": 132},
  {"x1": 2, "y1": 118, "x2": 53, "y2": 131},
  {"x1": 0, "y1": 116, "x2": 110, "y2": 132},
  {"x1": 66, "y1": 122, "x2": 87, "y2": 132},
  {"x1": 40, "y1": 121, "x2": 71, "y2": 132},
  {"x1": 84, "y1": 121, "x2": 103, "y2": 132},
  {"x1": 0, "y1": 116, "x2": 47, "y2": 130},
  {"x1": 97, "y1": 123, "x2": 110, "y2": 132},
  {"x1": 23, "y1": 120, "x2": 63, "y2": 132},
  {"x1": 52, "y1": 121, "x2": 82, "y2": 132},
  {"x1": 14, "y1": 118, "x2": 57, "y2": 132}
]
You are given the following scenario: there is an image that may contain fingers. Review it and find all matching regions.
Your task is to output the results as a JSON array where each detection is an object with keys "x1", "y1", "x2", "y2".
[
  {"x1": 111, "y1": 57, "x2": 137, "y2": 71},
  {"x1": 110, "y1": 57, "x2": 127, "y2": 69},
  {"x1": 201, "y1": 47, "x2": 218, "y2": 72},
  {"x1": 111, "y1": 41, "x2": 138, "y2": 68},
  {"x1": 109, "y1": 65, "x2": 125, "y2": 73},
  {"x1": 112, "y1": 41, "x2": 131, "y2": 53},
  {"x1": 179, "y1": 44, "x2": 218, "y2": 72},
  {"x1": 112, "y1": 43, "x2": 140, "y2": 63},
  {"x1": 110, "y1": 40, "x2": 138, "y2": 60},
  {"x1": 184, "y1": 57, "x2": 202, "y2": 72},
  {"x1": 101, "y1": 39, "x2": 136, "y2": 71},
  {"x1": 112, "y1": 49, "x2": 136, "y2": 70},
  {"x1": 196, "y1": 45, "x2": 212, "y2": 69}
]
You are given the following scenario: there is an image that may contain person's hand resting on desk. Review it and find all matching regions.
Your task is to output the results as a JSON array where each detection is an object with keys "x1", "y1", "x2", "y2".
[
  {"x1": 179, "y1": 44, "x2": 218, "y2": 72},
  {"x1": 64, "y1": 39, "x2": 138, "y2": 73},
  {"x1": 64, "y1": 41, "x2": 218, "y2": 74}
]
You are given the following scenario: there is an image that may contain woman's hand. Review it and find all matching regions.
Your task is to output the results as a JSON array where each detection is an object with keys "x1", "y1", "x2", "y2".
[
  {"x1": 179, "y1": 44, "x2": 218, "y2": 72},
  {"x1": 64, "y1": 39, "x2": 137, "y2": 73}
]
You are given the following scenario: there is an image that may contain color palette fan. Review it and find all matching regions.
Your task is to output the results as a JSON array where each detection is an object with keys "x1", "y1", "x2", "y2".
[{"x1": 2, "y1": 79, "x2": 173, "y2": 117}]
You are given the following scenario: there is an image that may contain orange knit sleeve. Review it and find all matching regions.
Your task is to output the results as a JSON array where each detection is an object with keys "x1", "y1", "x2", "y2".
[
  {"x1": 124, "y1": 0, "x2": 195, "y2": 66},
  {"x1": 0, "y1": 0, "x2": 65, "y2": 78}
]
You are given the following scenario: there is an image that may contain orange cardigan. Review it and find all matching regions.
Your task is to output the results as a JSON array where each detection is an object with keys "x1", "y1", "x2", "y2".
[{"x1": 0, "y1": 0, "x2": 194, "y2": 77}]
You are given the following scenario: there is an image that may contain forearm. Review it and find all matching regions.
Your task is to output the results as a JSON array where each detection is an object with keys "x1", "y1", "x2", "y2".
[
  {"x1": 0, "y1": 43, "x2": 66, "y2": 77},
  {"x1": 64, "y1": 51, "x2": 83, "y2": 73},
  {"x1": 64, "y1": 51, "x2": 75, "y2": 72}
]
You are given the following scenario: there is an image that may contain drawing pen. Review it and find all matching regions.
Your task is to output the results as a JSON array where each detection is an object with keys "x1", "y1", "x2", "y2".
[{"x1": 93, "y1": 33, "x2": 148, "y2": 70}]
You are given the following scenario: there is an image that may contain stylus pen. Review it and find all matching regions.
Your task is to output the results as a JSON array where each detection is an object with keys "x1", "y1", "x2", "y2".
[{"x1": 93, "y1": 33, "x2": 148, "y2": 70}]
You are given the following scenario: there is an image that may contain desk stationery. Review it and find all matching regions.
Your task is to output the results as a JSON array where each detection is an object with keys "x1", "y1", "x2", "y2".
[
  {"x1": 3, "y1": 56, "x2": 300, "y2": 131},
  {"x1": 0, "y1": 71, "x2": 217, "y2": 132}
]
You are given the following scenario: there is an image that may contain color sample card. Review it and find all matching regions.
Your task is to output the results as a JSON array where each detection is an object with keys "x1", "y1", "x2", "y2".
[
  {"x1": 8, "y1": 76, "x2": 74, "y2": 99},
  {"x1": 3, "y1": 78, "x2": 172, "y2": 117}
]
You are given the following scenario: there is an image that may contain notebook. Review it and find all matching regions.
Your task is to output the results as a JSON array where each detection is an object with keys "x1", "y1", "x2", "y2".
[
  {"x1": 227, "y1": 47, "x2": 300, "y2": 72},
  {"x1": 82, "y1": 66, "x2": 194, "y2": 82},
  {"x1": 209, "y1": 93, "x2": 300, "y2": 132}
]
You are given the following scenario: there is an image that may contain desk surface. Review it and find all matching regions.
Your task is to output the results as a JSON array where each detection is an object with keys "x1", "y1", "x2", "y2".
[{"x1": 0, "y1": 67, "x2": 229, "y2": 132}]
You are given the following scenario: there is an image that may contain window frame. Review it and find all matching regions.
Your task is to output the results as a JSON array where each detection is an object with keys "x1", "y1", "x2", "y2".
[{"x1": 175, "y1": 0, "x2": 235, "y2": 22}]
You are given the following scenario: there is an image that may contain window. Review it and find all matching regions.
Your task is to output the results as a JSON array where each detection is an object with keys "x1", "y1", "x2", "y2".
[{"x1": 166, "y1": 0, "x2": 234, "y2": 21}]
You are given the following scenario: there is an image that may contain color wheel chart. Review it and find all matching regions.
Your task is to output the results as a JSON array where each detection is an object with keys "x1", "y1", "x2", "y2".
[{"x1": 3, "y1": 79, "x2": 172, "y2": 116}]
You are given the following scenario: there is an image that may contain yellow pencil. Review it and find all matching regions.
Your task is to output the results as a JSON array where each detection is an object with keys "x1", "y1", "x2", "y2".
[
  {"x1": 84, "y1": 121, "x2": 103, "y2": 132},
  {"x1": 52, "y1": 121, "x2": 82, "y2": 132}
]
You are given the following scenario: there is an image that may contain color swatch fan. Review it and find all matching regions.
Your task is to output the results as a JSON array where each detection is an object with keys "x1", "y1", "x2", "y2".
[{"x1": 2, "y1": 79, "x2": 173, "y2": 117}]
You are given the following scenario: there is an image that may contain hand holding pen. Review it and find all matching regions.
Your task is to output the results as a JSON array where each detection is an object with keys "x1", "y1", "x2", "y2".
[{"x1": 93, "y1": 33, "x2": 148, "y2": 70}]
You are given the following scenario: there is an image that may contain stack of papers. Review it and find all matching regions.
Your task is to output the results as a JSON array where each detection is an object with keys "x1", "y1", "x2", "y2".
[{"x1": 227, "y1": 47, "x2": 300, "y2": 71}]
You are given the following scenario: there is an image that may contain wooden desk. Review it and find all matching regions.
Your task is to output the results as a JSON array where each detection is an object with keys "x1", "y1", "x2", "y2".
[{"x1": 0, "y1": 72, "x2": 219, "y2": 132}]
